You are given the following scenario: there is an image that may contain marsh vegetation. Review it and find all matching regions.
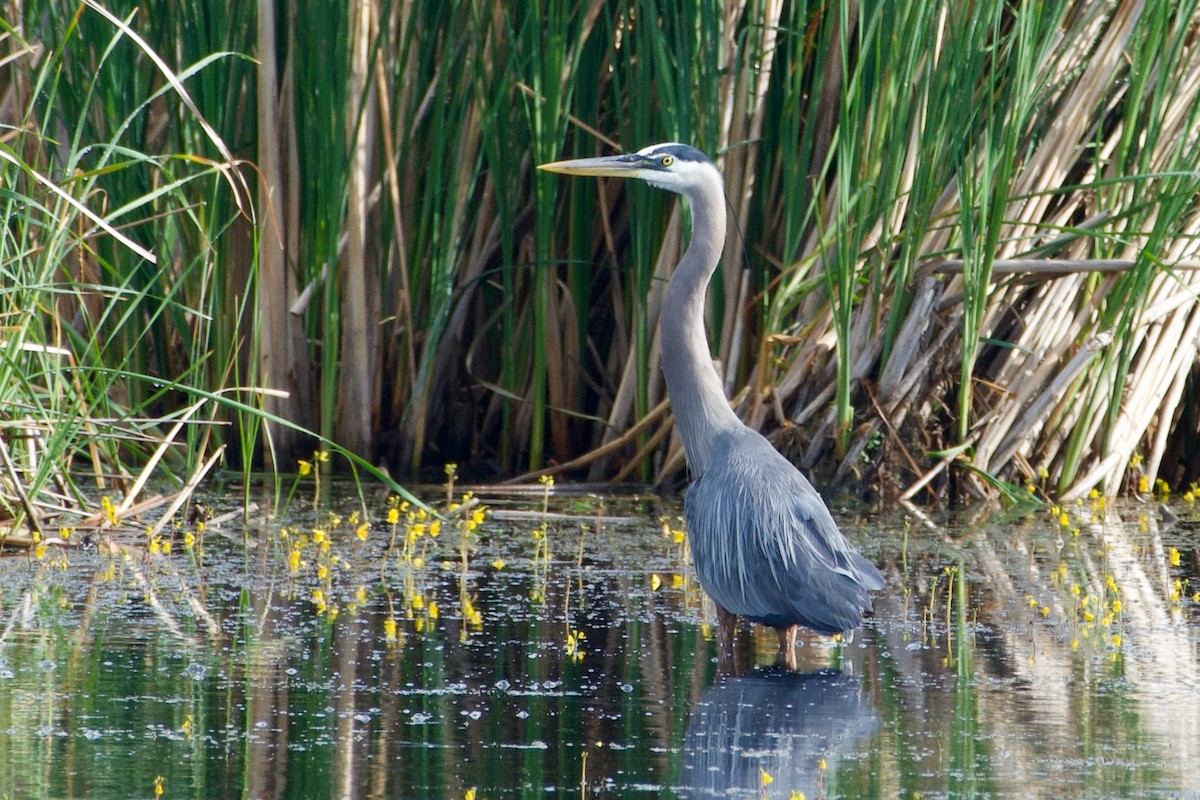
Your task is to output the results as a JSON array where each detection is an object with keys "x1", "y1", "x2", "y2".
[{"x1": 4, "y1": 1, "x2": 1200, "y2": 542}]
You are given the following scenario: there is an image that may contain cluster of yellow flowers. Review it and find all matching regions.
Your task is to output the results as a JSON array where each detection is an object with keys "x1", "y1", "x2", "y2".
[{"x1": 564, "y1": 629, "x2": 586, "y2": 663}]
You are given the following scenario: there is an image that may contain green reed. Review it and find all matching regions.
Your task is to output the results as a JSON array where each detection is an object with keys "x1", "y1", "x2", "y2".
[{"x1": 7, "y1": 0, "x2": 1200, "y2": 505}]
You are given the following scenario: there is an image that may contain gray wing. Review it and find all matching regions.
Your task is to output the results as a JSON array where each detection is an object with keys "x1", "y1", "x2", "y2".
[{"x1": 685, "y1": 426, "x2": 884, "y2": 634}]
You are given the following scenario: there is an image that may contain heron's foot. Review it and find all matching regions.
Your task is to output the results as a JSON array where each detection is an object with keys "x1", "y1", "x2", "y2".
[{"x1": 776, "y1": 625, "x2": 798, "y2": 671}]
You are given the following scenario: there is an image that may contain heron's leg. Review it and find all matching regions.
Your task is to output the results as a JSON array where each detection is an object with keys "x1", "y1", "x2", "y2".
[
  {"x1": 716, "y1": 606, "x2": 737, "y2": 674},
  {"x1": 777, "y1": 625, "x2": 798, "y2": 670}
]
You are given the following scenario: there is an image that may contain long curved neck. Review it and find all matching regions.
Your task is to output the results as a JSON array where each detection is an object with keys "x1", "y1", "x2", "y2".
[{"x1": 660, "y1": 175, "x2": 740, "y2": 477}]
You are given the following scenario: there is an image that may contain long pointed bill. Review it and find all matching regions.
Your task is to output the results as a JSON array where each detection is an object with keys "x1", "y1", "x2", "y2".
[{"x1": 537, "y1": 153, "x2": 648, "y2": 178}]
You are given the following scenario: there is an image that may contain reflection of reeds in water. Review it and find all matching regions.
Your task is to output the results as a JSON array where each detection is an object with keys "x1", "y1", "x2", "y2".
[{"x1": 880, "y1": 502, "x2": 1200, "y2": 796}]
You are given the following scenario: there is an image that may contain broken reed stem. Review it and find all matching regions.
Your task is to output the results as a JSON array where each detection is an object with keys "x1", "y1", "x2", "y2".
[
  {"x1": 504, "y1": 398, "x2": 671, "y2": 485},
  {"x1": 934, "y1": 258, "x2": 1200, "y2": 275}
]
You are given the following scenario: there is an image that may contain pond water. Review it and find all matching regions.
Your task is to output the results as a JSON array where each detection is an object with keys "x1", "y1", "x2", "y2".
[{"x1": 1, "y1": 482, "x2": 1198, "y2": 799}]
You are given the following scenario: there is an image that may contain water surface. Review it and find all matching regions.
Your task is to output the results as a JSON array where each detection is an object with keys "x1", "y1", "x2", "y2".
[{"x1": 1, "y1": 486, "x2": 1197, "y2": 798}]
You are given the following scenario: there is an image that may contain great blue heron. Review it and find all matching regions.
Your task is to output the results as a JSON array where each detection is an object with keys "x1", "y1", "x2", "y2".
[{"x1": 539, "y1": 143, "x2": 884, "y2": 669}]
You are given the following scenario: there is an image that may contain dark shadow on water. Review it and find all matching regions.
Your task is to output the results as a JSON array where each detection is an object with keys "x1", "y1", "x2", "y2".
[{"x1": 679, "y1": 667, "x2": 878, "y2": 798}]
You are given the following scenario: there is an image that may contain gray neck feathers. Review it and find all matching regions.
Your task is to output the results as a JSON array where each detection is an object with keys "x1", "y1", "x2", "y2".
[{"x1": 659, "y1": 170, "x2": 740, "y2": 477}]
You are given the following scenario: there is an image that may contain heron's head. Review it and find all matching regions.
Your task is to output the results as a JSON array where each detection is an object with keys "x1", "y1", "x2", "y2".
[{"x1": 539, "y1": 142, "x2": 717, "y2": 197}]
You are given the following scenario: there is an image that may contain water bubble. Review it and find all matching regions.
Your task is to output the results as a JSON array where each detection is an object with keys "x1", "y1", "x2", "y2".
[
  {"x1": 183, "y1": 662, "x2": 208, "y2": 681},
  {"x1": 353, "y1": 713, "x2": 371, "y2": 724},
  {"x1": 254, "y1": 720, "x2": 269, "y2": 730},
  {"x1": 619, "y1": 683, "x2": 634, "y2": 694},
  {"x1": 516, "y1": 710, "x2": 530, "y2": 719},
  {"x1": 460, "y1": 709, "x2": 482, "y2": 720},
  {"x1": 409, "y1": 712, "x2": 433, "y2": 725},
  {"x1": 494, "y1": 679, "x2": 511, "y2": 692},
  {"x1": 285, "y1": 667, "x2": 298, "y2": 676},
  {"x1": 39, "y1": 660, "x2": 57, "y2": 673},
  {"x1": 82, "y1": 729, "x2": 103, "y2": 741}
]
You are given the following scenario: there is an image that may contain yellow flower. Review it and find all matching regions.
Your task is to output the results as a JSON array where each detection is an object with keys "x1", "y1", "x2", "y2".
[
  {"x1": 429, "y1": 520, "x2": 441, "y2": 537},
  {"x1": 650, "y1": 574, "x2": 662, "y2": 591},
  {"x1": 384, "y1": 617, "x2": 398, "y2": 642},
  {"x1": 1137, "y1": 475, "x2": 1150, "y2": 493},
  {"x1": 1170, "y1": 547, "x2": 1182, "y2": 567},
  {"x1": 355, "y1": 586, "x2": 368, "y2": 604},
  {"x1": 101, "y1": 495, "x2": 117, "y2": 525},
  {"x1": 1112, "y1": 600, "x2": 1122, "y2": 613},
  {"x1": 297, "y1": 459, "x2": 312, "y2": 476},
  {"x1": 355, "y1": 523, "x2": 369, "y2": 541},
  {"x1": 313, "y1": 529, "x2": 326, "y2": 544},
  {"x1": 34, "y1": 544, "x2": 46, "y2": 560},
  {"x1": 1112, "y1": 633, "x2": 1122, "y2": 648},
  {"x1": 671, "y1": 574, "x2": 684, "y2": 589},
  {"x1": 491, "y1": 558, "x2": 505, "y2": 570},
  {"x1": 154, "y1": 776, "x2": 164, "y2": 797},
  {"x1": 464, "y1": 789, "x2": 477, "y2": 800},
  {"x1": 161, "y1": 541, "x2": 172, "y2": 555},
  {"x1": 444, "y1": 463, "x2": 458, "y2": 478},
  {"x1": 817, "y1": 758, "x2": 826, "y2": 771},
  {"x1": 1071, "y1": 583, "x2": 1081, "y2": 596},
  {"x1": 315, "y1": 450, "x2": 330, "y2": 463},
  {"x1": 386, "y1": 508, "x2": 400, "y2": 525},
  {"x1": 428, "y1": 602, "x2": 439, "y2": 619},
  {"x1": 183, "y1": 531, "x2": 196, "y2": 549},
  {"x1": 760, "y1": 768, "x2": 774, "y2": 786}
]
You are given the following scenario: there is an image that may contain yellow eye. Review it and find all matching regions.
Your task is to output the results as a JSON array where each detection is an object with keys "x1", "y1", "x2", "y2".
[{"x1": 661, "y1": 155, "x2": 674, "y2": 167}]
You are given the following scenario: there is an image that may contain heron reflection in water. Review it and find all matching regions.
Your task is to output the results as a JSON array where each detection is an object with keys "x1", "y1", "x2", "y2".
[
  {"x1": 680, "y1": 668, "x2": 878, "y2": 797},
  {"x1": 540, "y1": 144, "x2": 884, "y2": 668}
]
